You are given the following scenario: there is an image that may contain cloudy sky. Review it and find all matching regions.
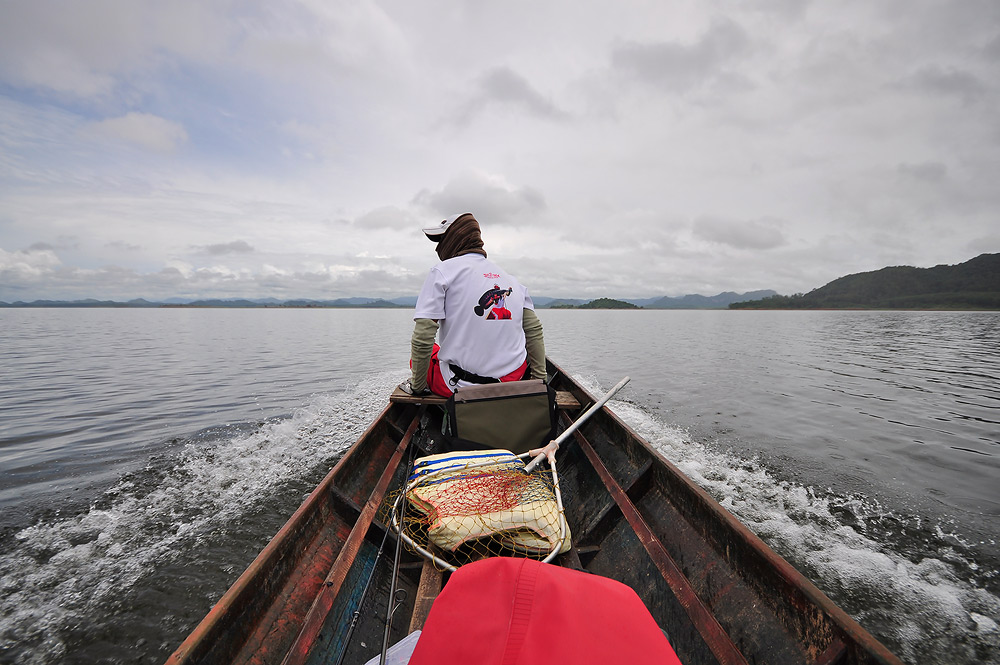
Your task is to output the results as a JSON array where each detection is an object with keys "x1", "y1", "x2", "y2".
[{"x1": 1, "y1": 1, "x2": 998, "y2": 302}]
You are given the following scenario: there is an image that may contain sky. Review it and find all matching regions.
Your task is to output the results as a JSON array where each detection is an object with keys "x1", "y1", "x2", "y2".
[{"x1": 1, "y1": 0, "x2": 998, "y2": 302}]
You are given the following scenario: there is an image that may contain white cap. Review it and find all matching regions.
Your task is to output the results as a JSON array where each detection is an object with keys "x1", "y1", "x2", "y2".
[{"x1": 422, "y1": 212, "x2": 473, "y2": 241}]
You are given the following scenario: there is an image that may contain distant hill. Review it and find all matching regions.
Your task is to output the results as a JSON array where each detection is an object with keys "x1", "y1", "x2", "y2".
[
  {"x1": 277, "y1": 298, "x2": 400, "y2": 308},
  {"x1": 622, "y1": 297, "x2": 666, "y2": 308},
  {"x1": 532, "y1": 291, "x2": 776, "y2": 309},
  {"x1": 536, "y1": 298, "x2": 589, "y2": 308},
  {"x1": 0, "y1": 290, "x2": 782, "y2": 310},
  {"x1": 0, "y1": 297, "x2": 411, "y2": 308},
  {"x1": 730, "y1": 254, "x2": 1000, "y2": 309},
  {"x1": 645, "y1": 290, "x2": 777, "y2": 309},
  {"x1": 0, "y1": 298, "x2": 160, "y2": 308},
  {"x1": 551, "y1": 298, "x2": 639, "y2": 310}
]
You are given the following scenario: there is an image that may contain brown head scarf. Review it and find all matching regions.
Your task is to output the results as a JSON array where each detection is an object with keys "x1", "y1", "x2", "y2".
[{"x1": 435, "y1": 213, "x2": 488, "y2": 261}]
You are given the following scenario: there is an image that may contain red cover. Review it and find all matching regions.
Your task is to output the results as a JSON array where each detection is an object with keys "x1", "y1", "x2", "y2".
[{"x1": 408, "y1": 557, "x2": 683, "y2": 665}]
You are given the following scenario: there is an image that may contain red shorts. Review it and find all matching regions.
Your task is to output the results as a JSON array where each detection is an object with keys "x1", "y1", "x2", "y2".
[{"x1": 414, "y1": 345, "x2": 528, "y2": 397}]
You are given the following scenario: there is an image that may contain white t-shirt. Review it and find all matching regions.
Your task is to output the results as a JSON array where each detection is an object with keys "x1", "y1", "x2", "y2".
[{"x1": 414, "y1": 253, "x2": 534, "y2": 388}]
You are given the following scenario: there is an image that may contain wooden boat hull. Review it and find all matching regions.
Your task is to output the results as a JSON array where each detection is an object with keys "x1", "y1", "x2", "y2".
[{"x1": 166, "y1": 359, "x2": 903, "y2": 665}]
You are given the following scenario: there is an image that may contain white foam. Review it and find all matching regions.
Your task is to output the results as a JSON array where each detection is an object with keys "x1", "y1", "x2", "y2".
[
  {"x1": 0, "y1": 371, "x2": 405, "y2": 664},
  {"x1": 600, "y1": 386, "x2": 1000, "y2": 665}
]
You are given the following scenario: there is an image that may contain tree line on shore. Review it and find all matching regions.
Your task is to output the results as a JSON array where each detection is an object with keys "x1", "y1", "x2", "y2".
[{"x1": 729, "y1": 253, "x2": 1000, "y2": 310}]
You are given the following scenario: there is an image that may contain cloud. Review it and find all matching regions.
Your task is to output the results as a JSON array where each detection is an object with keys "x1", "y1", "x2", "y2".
[
  {"x1": 964, "y1": 233, "x2": 1000, "y2": 256},
  {"x1": 0, "y1": 246, "x2": 63, "y2": 295},
  {"x1": 744, "y1": 0, "x2": 811, "y2": 20},
  {"x1": 2, "y1": 48, "x2": 117, "y2": 98},
  {"x1": 449, "y1": 66, "x2": 570, "y2": 127},
  {"x1": 198, "y1": 240, "x2": 256, "y2": 256},
  {"x1": 900, "y1": 65, "x2": 988, "y2": 104},
  {"x1": 1, "y1": 245, "x2": 61, "y2": 269},
  {"x1": 412, "y1": 173, "x2": 546, "y2": 226},
  {"x1": 86, "y1": 113, "x2": 189, "y2": 153},
  {"x1": 105, "y1": 241, "x2": 143, "y2": 252},
  {"x1": 611, "y1": 18, "x2": 751, "y2": 92},
  {"x1": 897, "y1": 162, "x2": 948, "y2": 183},
  {"x1": 692, "y1": 216, "x2": 788, "y2": 250},
  {"x1": 986, "y1": 34, "x2": 1000, "y2": 60},
  {"x1": 0, "y1": 3, "x2": 230, "y2": 99},
  {"x1": 354, "y1": 206, "x2": 416, "y2": 231}
]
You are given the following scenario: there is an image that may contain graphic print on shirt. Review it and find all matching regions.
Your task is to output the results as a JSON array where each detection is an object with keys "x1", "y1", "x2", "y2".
[{"x1": 474, "y1": 284, "x2": 514, "y2": 319}]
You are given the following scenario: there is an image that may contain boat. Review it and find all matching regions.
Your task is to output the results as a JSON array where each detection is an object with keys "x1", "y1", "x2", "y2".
[{"x1": 165, "y1": 358, "x2": 904, "y2": 665}]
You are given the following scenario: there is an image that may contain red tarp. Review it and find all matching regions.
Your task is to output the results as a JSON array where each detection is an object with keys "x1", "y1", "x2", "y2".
[{"x1": 408, "y1": 557, "x2": 683, "y2": 665}]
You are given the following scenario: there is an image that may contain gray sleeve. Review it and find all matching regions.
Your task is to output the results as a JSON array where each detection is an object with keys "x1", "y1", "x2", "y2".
[
  {"x1": 522, "y1": 308, "x2": 546, "y2": 381},
  {"x1": 409, "y1": 318, "x2": 439, "y2": 391}
]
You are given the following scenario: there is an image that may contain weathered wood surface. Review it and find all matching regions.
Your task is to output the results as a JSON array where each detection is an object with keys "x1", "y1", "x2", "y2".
[
  {"x1": 407, "y1": 556, "x2": 444, "y2": 633},
  {"x1": 389, "y1": 386, "x2": 581, "y2": 410}
]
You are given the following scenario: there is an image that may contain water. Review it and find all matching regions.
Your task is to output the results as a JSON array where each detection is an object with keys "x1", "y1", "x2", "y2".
[{"x1": 1, "y1": 308, "x2": 998, "y2": 664}]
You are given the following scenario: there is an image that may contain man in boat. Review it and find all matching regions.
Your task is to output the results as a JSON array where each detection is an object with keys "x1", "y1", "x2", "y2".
[{"x1": 399, "y1": 212, "x2": 546, "y2": 397}]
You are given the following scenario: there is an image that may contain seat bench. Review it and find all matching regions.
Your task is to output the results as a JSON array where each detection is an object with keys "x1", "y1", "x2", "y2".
[{"x1": 389, "y1": 387, "x2": 581, "y2": 410}]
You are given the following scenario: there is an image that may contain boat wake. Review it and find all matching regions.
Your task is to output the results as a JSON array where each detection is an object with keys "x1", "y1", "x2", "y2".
[
  {"x1": 583, "y1": 376, "x2": 1000, "y2": 665},
  {"x1": 0, "y1": 372, "x2": 405, "y2": 665}
]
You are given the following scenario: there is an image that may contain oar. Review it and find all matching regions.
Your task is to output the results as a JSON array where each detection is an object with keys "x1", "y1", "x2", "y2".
[{"x1": 524, "y1": 376, "x2": 630, "y2": 473}]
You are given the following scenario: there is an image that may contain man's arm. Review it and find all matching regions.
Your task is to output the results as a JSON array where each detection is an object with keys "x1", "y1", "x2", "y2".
[
  {"x1": 409, "y1": 318, "x2": 439, "y2": 391},
  {"x1": 522, "y1": 308, "x2": 546, "y2": 381}
]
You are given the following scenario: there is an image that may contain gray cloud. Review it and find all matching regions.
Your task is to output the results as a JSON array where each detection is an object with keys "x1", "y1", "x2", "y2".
[
  {"x1": 693, "y1": 216, "x2": 787, "y2": 250},
  {"x1": 199, "y1": 240, "x2": 255, "y2": 256},
  {"x1": 897, "y1": 162, "x2": 948, "y2": 182},
  {"x1": 355, "y1": 206, "x2": 415, "y2": 230},
  {"x1": 965, "y1": 233, "x2": 1000, "y2": 256},
  {"x1": 478, "y1": 67, "x2": 569, "y2": 120},
  {"x1": 412, "y1": 173, "x2": 546, "y2": 227},
  {"x1": 744, "y1": 0, "x2": 812, "y2": 20},
  {"x1": 452, "y1": 66, "x2": 570, "y2": 126},
  {"x1": 26, "y1": 237, "x2": 79, "y2": 252},
  {"x1": 105, "y1": 241, "x2": 143, "y2": 251},
  {"x1": 611, "y1": 18, "x2": 751, "y2": 92},
  {"x1": 986, "y1": 34, "x2": 1000, "y2": 60},
  {"x1": 87, "y1": 113, "x2": 189, "y2": 153},
  {"x1": 901, "y1": 65, "x2": 989, "y2": 103}
]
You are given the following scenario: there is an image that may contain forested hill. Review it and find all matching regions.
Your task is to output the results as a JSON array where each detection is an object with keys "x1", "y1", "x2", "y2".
[{"x1": 730, "y1": 253, "x2": 1000, "y2": 310}]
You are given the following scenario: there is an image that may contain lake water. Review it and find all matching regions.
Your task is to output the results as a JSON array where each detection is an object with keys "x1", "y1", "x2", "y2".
[{"x1": 0, "y1": 308, "x2": 998, "y2": 664}]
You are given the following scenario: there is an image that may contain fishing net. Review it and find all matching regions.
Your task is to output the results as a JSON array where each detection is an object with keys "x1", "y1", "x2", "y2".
[{"x1": 381, "y1": 449, "x2": 570, "y2": 571}]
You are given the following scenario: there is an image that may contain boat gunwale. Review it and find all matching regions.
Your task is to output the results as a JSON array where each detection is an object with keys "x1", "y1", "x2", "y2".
[{"x1": 548, "y1": 360, "x2": 902, "y2": 665}]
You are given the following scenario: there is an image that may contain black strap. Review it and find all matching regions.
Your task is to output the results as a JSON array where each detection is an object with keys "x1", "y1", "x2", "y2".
[{"x1": 448, "y1": 363, "x2": 500, "y2": 385}]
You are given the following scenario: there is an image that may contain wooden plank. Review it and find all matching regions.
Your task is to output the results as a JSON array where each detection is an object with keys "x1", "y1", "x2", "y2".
[
  {"x1": 279, "y1": 412, "x2": 422, "y2": 665},
  {"x1": 407, "y1": 558, "x2": 444, "y2": 633},
  {"x1": 570, "y1": 426, "x2": 749, "y2": 665},
  {"x1": 389, "y1": 386, "x2": 580, "y2": 410},
  {"x1": 555, "y1": 391, "x2": 581, "y2": 410},
  {"x1": 816, "y1": 638, "x2": 848, "y2": 665},
  {"x1": 388, "y1": 387, "x2": 448, "y2": 406}
]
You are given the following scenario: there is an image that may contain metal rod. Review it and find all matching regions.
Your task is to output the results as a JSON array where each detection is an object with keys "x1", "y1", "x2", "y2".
[
  {"x1": 525, "y1": 376, "x2": 630, "y2": 473},
  {"x1": 380, "y1": 452, "x2": 415, "y2": 664},
  {"x1": 540, "y1": 458, "x2": 566, "y2": 564}
]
